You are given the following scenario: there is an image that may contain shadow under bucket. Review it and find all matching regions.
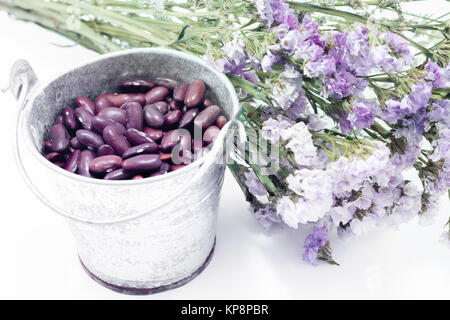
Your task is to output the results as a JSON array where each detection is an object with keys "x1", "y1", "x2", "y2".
[{"x1": 10, "y1": 48, "x2": 240, "y2": 294}]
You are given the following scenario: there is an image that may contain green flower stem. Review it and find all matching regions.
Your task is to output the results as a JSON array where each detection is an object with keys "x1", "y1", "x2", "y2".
[{"x1": 0, "y1": 1, "x2": 122, "y2": 53}]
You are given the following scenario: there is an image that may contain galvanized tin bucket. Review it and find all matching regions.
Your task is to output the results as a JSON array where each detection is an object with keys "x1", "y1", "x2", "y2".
[{"x1": 9, "y1": 48, "x2": 241, "y2": 294}]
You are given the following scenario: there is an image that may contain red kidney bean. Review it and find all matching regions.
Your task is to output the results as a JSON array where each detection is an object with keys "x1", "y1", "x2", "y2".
[
  {"x1": 163, "y1": 109, "x2": 182, "y2": 127},
  {"x1": 143, "y1": 127, "x2": 164, "y2": 142},
  {"x1": 132, "y1": 175, "x2": 144, "y2": 180},
  {"x1": 143, "y1": 104, "x2": 164, "y2": 129},
  {"x1": 104, "y1": 93, "x2": 146, "y2": 107},
  {"x1": 184, "y1": 80, "x2": 206, "y2": 108},
  {"x1": 179, "y1": 108, "x2": 199, "y2": 128},
  {"x1": 170, "y1": 164, "x2": 187, "y2": 171},
  {"x1": 55, "y1": 115, "x2": 64, "y2": 125},
  {"x1": 149, "y1": 162, "x2": 170, "y2": 177},
  {"x1": 53, "y1": 162, "x2": 65, "y2": 168},
  {"x1": 149, "y1": 101, "x2": 168, "y2": 115},
  {"x1": 78, "y1": 150, "x2": 95, "y2": 177},
  {"x1": 145, "y1": 86, "x2": 169, "y2": 105},
  {"x1": 43, "y1": 78, "x2": 225, "y2": 180},
  {"x1": 123, "y1": 102, "x2": 143, "y2": 131},
  {"x1": 91, "y1": 116, "x2": 126, "y2": 134},
  {"x1": 159, "y1": 152, "x2": 171, "y2": 161},
  {"x1": 203, "y1": 125, "x2": 221, "y2": 144},
  {"x1": 76, "y1": 129, "x2": 104, "y2": 150},
  {"x1": 122, "y1": 154, "x2": 162, "y2": 173},
  {"x1": 45, "y1": 152, "x2": 64, "y2": 162},
  {"x1": 122, "y1": 143, "x2": 159, "y2": 159},
  {"x1": 104, "y1": 168, "x2": 133, "y2": 180},
  {"x1": 70, "y1": 137, "x2": 81, "y2": 149},
  {"x1": 154, "y1": 77, "x2": 178, "y2": 90},
  {"x1": 173, "y1": 82, "x2": 189, "y2": 102},
  {"x1": 215, "y1": 115, "x2": 228, "y2": 129},
  {"x1": 194, "y1": 105, "x2": 221, "y2": 129},
  {"x1": 64, "y1": 149, "x2": 80, "y2": 173},
  {"x1": 97, "y1": 144, "x2": 116, "y2": 156},
  {"x1": 63, "y1": 107, "x2": 78, "y2": 131},
  {"x1": 97, "y1": 107, "x2": 127, "y2": 126},
  {"x1": 168, "y1": 99, "x2": 182, "y2": 110},
  {"x1": 75, "y1": 97, "x2": 96, "y2": 115},
  {"x1": 95, "y1": 94, "x2": 114, "y2": 113},
  {"x1": 103, "y1": 125, "x2": 130, "y2": 156},
  {"x1": 89, "y1": 155, "x2": 123, "y2": 173},
  {"x1": 45, "y1": 140, "x2": 53, "y2": 151},
  {"x1": 160, "y1": 129, "x2": 191, "y2": 153},
  {"x1": 125, "y1": 128, "x2": 155, "y2": 146},
  {"x1": 50, "y1": 124, "x2": 70, "y2": 152},
  {"x1": 203, "y1": 98, "x2": 213, "y2": 107},
  {"x1": 120, "y1": 79, "x2": 154, "y2": 93},
  {"x1": 74, "y1": 107, "x2": 94, "y2": 130}
]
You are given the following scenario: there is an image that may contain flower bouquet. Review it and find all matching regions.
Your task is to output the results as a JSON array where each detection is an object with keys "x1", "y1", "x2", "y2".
[{"x1": 2, "y1": 0, "x2": 449, "y2": 265}]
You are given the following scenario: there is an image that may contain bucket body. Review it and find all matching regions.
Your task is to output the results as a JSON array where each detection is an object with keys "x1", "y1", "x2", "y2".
[{"x1": 14, "y1": 49, "x2": 239, "y2": 293}]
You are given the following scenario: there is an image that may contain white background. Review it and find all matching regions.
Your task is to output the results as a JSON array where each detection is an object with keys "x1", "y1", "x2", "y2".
[{"x1": 0, "y1": 1, "x2": 449, "y2": 299}]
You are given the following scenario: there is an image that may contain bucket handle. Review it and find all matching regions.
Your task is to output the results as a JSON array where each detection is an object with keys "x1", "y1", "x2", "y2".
[{"x1": 10, "y1": 59, "x2": 245, "y2": 225}]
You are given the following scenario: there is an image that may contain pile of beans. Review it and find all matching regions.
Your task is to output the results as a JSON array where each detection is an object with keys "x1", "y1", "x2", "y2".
[{"x1": 43, "y1": 78, "x2": 228, "y2": 180}]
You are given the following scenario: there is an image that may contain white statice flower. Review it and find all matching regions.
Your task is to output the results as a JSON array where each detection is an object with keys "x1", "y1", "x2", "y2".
[
  {"x1": 252, "y1": 0, "x2": 274, "y2": 26},
  {"x1": 261, "y1": 117, "x2": 292, "y2": 144},
  {"x1": 306, "y1": 113, "x2": 330, "y2": 131},
  {"x1": 276, "y1": 196, "x2": 300, "y2": 228},
  {"x1": 281, "y1": 122, "x2": 318, "y2": 167},
  {"x1": 349, "y1": 214, "x2": 378, "y2": 236},
  {"x1": 403, "y1": 181, "x2": 421, "y2": 197},
  {"x1": 439, "y1": 230, "x2": 450, "y2": 249},
  {"x1": 286, "y1": 169, "x2": 333, "y2": 223},
  {"x1": 272, "y1": 65, "x2": 308, "y2": 119},
  {"x1": 329, "y1": 205, "x2": 354, "y2": 226}
]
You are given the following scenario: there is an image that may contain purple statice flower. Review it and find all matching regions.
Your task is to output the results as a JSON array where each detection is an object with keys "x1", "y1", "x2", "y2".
[
  {"x1": 244, "y1": 171, "x2": 268, "y2": 197},
  {"x1": 429, "y1": 99, "x2": 450, "y2": 126},
  {"x1": 425, "y1": 62, "x2": 450, "y2": 89},
  {"x1": 403, "y1": 79, "x2": 433, "y2": 114},
  {"x1": 368, "y1": 45, "x2": 396, "y2": 72},
  {"x1": 323, "y1": 70, "x2": 358, "y2": 99},
  {"x1": 254, "y1": 206, "x2": 281, "y2": 230},
  {"x1": 304, "y1": 55, "x2": 336, "y2": 78},
  {"x1": 253, "y1": 0, "x2": 298, "y2": 30},
  {"x1": 298, "y1": 15, "x2": 319, "y2": 37},
  {"x1": 385, "y1": 31, "x2": 409, "y2": 55},
  {"x1": 389, "y1": 117, "x2": 425, "y2": 171},
  {"x1": 430, "y1": 127, "x2": 450, "y2": 163},
  {"x1": 382, "y1": 78, "x2": 433, "y2": 123},
  {"x1": 385, "y1": 31, "x2": 414, "y2": 67},
  {"x1": 338, "y1": 113, "x2": 353, "y2": 134},
  {"x1": 348, "y1": 99, "x2": 379, "y2": 130},
  {"x1": 271, "y1": 0, "x2": 298, "y2": 30},
  {"x1": 302, "y1": 226, "x2": 328, "y2": 266}
]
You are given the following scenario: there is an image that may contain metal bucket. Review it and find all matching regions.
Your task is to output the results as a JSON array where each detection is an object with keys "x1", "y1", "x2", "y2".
[{"x1": 9, "y1": 48, "x2": 240, "y2": 294}]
